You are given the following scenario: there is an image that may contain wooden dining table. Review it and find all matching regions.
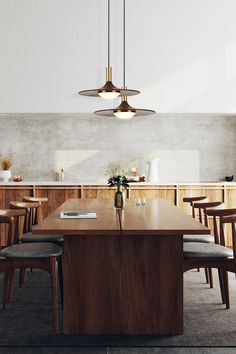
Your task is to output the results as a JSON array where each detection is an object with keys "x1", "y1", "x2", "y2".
[{"x1": 33, "y1": 198, "x2": 209, "y2": 335}]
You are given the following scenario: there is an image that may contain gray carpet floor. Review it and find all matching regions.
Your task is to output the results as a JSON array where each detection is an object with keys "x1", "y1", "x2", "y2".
[{"x1": 0, "y1": 269, "x2": 236, "y2": 353}]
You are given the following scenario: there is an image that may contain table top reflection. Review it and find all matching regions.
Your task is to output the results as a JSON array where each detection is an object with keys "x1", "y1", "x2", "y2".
[{"x1": 33, "y1": 198, "x2": 209, "y2": 236}]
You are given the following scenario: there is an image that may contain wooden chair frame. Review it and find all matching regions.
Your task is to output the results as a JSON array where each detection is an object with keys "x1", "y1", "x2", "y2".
[
  {"x1": 9, "y1": 201, "x2": 42, "y2": 233},
  {"x1": 8, "y1": 201, "x2": 64, "y2": 306},
  {"x1": 188, "y1": 200, "x2": 224, "y2": 288},
  {"x1": 183, "y1": 196, "x2": 208, "y2": 218},
  {"x1": 0, "y1": 213, "x2": 60, "y2": 331},
  {"x1": 184, "y1": 209, "x2": 236, "y2": 309}
]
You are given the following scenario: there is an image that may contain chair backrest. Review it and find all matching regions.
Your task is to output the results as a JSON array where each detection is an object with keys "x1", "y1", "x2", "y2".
[
  {"x1": 0, "y1": 209, "x2": 27, "y2": 245},
  {"x1": 193, "y1": 201, "x2": 224, "y2": 227},
  {"x1": 183, "y1": 196, "x2": 208, "y2": 218},
  {"x1": 9, "y1": 201, "x2": 40, "y2": 233},
  {"x1": 22, "y1": 196, "x2": 47, "y2": 222},
  {"x1": 0, "y1": 215, "x2": 14, "y2": 246},
  {"x1": 206, "y1": 208, "x2": 236, "y2": 246},
  {"x1": 221, "y1": 214, "x2": 236, "y2": 262}
]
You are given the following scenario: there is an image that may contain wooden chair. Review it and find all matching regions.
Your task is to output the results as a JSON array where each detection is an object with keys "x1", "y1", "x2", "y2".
[
  {"x1": 183, "y1": 196, "x2": 212, "y2": 243},
  {"x1": 191, "y1": 201, "x2": 225, "y2": 289},
  {"x1": 193, "y1": 201, "x2": 224, "y2": 228},
  {"x1": 184, "y1": 208, "x2": 236, "y2": 309},
  {"x1": 183, "y1": 197, "x2": 221, "y2": 287},
  {"x1": 9, "y1": 201, "x2": 63, "y2": 305},
  {"x1": 22, "y1": 196, "x2": 48, "y2": 224},
  {"x1": 0, "y1": 209, "x2": 26, "y2": 246},
  {"x1": 9, "y1": 201, "x2": 63, "y2": 245},
  {"x1": 183, "y1": 196, "x2": 208, "y2": 218},
  {"x1": 22, "y1": 197, "x2": 48, "y2": 202},
  {"x1": 0, "y1": 211, "x2": 61, "y2": 331}
]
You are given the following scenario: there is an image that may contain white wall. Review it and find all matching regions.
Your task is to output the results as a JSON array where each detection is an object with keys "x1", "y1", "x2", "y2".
[
  {"x1": 0, "y1": 0, "x2": 236, "y2": 113},
  {"x1": 0, "y1": 113, "x2": 235, "y2": 182}
]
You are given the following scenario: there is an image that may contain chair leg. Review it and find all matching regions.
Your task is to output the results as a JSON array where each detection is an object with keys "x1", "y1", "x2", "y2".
[
  {"x1": 204, "y1": 268, "x2": 209, "y2": 284},
  {"x1": 19, "y1": 268, "x2": 27, "y2": 287},
  {"x1": 222, "y1": 270, "x2": 230, "y2": 309},
  {"x1": 3, "y1": 270, "x2": 15, "y2": 308},
  {"x1": 218, "y1": 269, "x2": 226, "y2": 304},
  {"x1": 7, "y1": 270, "x2": 15, "y2": 303},
  {"x1": 58, "y1": 256, "x2": 63, "y2": 309},
  {"x1": 50, "y1": 257, "x2": 59, "y2": 332},
  {"x1": 197, "y1": 268, "x2": 200, "y2": 272},
  {"x1": 3, "y1": 272, "x2": 10, "y2": 308},
  {"x1": 208, "y1": 268, "x2": 214, "y2": 288}
]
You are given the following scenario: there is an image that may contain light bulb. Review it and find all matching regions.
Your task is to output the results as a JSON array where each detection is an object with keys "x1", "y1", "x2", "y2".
[
  {"x1": 114, "y1": 111, "x2": 136, "y2": 119},
  {"x1": 98, "y1": 91, "x2": 120, "y2": 99}
]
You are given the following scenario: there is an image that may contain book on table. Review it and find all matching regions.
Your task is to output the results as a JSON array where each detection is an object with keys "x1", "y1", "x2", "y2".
[{"x1": 60, "y1": 211, "x2": 97, "y2": 219}]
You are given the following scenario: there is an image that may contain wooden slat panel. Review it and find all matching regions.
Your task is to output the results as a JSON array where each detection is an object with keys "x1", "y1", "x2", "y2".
[
  {"x1": 83, "y1": 186, "x2": 117, "y2": 199},
  {"x1": 178, "y1": 185, "x2": 224, "y2": 215},
  {"x1": 3, "y1": 187, "x2": 33, "y2": 208},
  {"x1": 35, "y1": 187, "x2": 80, "y2": 216},
  {"x1": 226, "y1": 187, "x2": 236, "y2": 208},
  {"x1": 0, "y1": 189, "x2": 4, "y2": 208},
  {"x1": 129, "y1": 186, "x2": 176, "y2": 204},
  {"x1": 34, "y1": 188, "x2": 49, "y2": 219}
]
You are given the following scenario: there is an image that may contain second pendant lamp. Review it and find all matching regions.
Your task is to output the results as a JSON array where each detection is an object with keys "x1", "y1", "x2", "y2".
[{"x1": 95, "y1": 0, "x2": 156, "y2": 119}]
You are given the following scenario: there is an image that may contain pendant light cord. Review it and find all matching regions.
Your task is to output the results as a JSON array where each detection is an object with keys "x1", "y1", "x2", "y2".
[
  {"x1": 123, "y1": 0, "x2": 126, "y2": 88},
  {"x1": 108, "y1": 0, "x2": 110, "y2": 68}
]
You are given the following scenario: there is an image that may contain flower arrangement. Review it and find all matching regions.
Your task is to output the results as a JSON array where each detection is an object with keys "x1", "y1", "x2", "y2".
[
  {"x1": 0, "y1": 155, "x2": 13, "y2": 182},
  {"x1": 108, "y1": 175, "x2": 130, "y2": 209},
  {"x1": 0, "y1": 155, "x2": 13, "y2": 170},
  {"x1": 105, "y1": 160, "x2": 129, "y2": 177},
  {"x1": 108, "y1": 175, "x2": 130, "y2": 191}
]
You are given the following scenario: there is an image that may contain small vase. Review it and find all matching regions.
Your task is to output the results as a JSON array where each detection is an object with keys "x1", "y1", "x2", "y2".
[
  {"x1": 0, "y1": 170, "x2": 11, "y2": 182},
  {"x1": 148, "y1": 159, "x2": 159, "y2": 183},
  {"x1": 114, "y1": 190, "x2": 124, "y2": 209}
]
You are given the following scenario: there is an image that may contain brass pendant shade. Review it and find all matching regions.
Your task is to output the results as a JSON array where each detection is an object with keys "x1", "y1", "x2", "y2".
[
  {"x1": 114, "y1": 98, "x2": 136, "y2": 116},
  {"x1": 79, "y1": 67, "x2": 139, "y2": 98},
  {"x1": 94, "y1": 97, "x2": 156, "y2": 118}
]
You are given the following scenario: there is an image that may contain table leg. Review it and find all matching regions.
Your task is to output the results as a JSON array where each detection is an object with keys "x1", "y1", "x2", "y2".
[
  {"x1": 121, "y1": 234, "x2": 183, "y2": 334},
  {"x1": 63, "y1": 235, "x2": 120, "y2": 334}
]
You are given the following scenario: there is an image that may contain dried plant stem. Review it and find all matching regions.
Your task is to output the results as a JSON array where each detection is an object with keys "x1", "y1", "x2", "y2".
[{"x1": 1, "y1": 156, "x2": 13, "y2": 170}]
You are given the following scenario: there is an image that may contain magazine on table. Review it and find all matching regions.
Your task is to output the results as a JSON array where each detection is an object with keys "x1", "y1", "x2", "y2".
[{"x1": 60, "y1": 211, "x2": 97, "y2": 219}]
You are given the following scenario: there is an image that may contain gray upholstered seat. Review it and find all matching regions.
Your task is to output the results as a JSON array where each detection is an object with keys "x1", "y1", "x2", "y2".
[
  {"x1": 184, "y1": 242, "x2": 233, "y2": 258},
  {"x1": 183, "y1": 234, "x2": 214, "y2": 243},
  {"x1": 19, "y1": 232, "x2": 63, "y2": 245},
  {"x1": 0, "y1": 243, "x2": 61, "y2": 258}
]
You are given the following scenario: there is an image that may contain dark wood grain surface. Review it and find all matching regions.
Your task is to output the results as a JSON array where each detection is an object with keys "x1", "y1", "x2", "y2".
[
  {"x1": 121, "y1": 235, "x2": 183, "y2": 334},
  {"x1": 63, "y1": 235, "x2": 121, "y2": 334},
  {"x1": 33, "y1": 198, "x2": 209, "y2": 236}
]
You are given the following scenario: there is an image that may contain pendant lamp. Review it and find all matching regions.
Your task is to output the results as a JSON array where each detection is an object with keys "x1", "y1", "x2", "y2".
[
  {"x1": 94, "y1": 0, "x2": 156, "y2": 118},
  {"x1": 79, "y1": 0, "x2": 139, "y2": 99}
]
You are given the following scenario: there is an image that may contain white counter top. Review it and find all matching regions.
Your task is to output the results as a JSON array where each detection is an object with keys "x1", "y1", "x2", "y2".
[{"x1": 0, "y1": 181, "x2": 235, "y2": 186}]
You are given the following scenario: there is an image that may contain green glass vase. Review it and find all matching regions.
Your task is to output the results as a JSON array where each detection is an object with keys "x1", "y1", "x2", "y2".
[{"x1": 114, "y1": 188, "x2": 124, "y2": 209}]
